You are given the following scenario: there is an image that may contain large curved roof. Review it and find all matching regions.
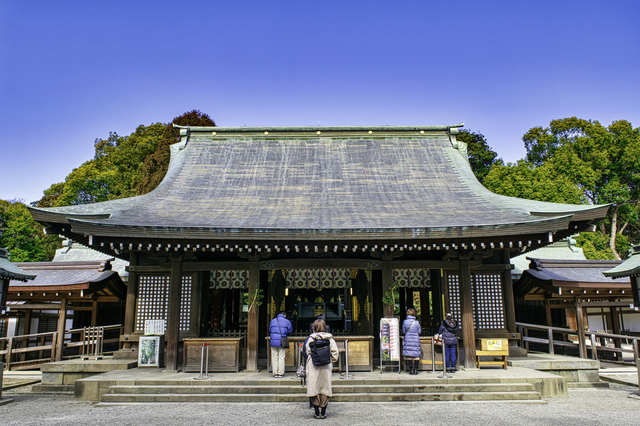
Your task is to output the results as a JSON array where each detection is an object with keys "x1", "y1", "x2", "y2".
[{"x1": 29, "y1": 125, "x2": 608, "y2": 242}]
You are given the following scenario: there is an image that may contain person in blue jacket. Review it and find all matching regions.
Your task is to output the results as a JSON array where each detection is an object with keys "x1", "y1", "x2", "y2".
[
  {"x1": 269, "y1": 311, "x2": 292, "y2": 377},
  {"x1": 438, "y1": 313, "x2": 459, "y2": 372},
  {"x1": 402, "y1": 308, "x2": 421, "y2": 375}
]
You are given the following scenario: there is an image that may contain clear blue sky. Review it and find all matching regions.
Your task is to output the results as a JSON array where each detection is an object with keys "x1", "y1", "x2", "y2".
[{"x1": 1, "y1": 1, "x2": 639, "y2": 204}]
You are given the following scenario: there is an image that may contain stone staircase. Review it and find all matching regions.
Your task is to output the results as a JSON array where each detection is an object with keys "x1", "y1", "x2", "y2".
[{"x1": 99, "y1": 378, "x2": 544, "y2": 404}]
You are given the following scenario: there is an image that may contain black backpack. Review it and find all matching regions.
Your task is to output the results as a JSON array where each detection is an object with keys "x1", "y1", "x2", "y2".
[{"x1": 309, "y1": 335, "x2": 332, "y2": 366}]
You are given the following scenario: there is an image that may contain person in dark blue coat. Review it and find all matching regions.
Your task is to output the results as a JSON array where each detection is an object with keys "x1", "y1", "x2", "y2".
[
  {"x1": 402, "y1": 308, "x2": 422, "y2": 375},
  {"x1": 438, "y1": 313, "x2": 459, "y2": 372},
  {"x1": 269, "y1": 311, "x2": 292, "y2": 377}
]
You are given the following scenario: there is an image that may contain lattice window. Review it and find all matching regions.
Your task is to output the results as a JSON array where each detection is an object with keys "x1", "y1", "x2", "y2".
[
  {"x1": 0, "y1": 318, "x2": 6, "y2": 338},
  {"x1": 136, "y1": 275, "x2": 192, "y2": 332},
  {"x1": 446, "y1": 274, "x2": 461, "y2": 323},
  {"x1": 473, "y1": 274, "x2": 505, "y2": 329},
  {"x1": 180, "y1": 275, "x2": 192, "y2": 331},
  {"x1": 446, "y1": 273, "x2": 505, "y2": 330}
]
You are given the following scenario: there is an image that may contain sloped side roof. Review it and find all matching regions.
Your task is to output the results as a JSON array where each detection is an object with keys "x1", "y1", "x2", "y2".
[
  {"x1": 603, "y1": 245, "x2": 640, "y2": 278},
  {"x1": 8, "y1": 260, "x2": 126, "y2": 300},
  {"x1": 0, "y1": 248, "x2": 36, "y2": 281},
  {"x1": 515, "y1": 258, "x2": 630, "y2": 299},
  {"x1": 29, "y1": 126, "x2": 609, "y2": 241}
]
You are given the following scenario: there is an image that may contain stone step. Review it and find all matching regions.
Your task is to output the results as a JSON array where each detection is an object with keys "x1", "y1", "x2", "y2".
[
  {"x1": 101, "y1": 390, "x2": 543, "y2": 403},
  {"x1": 121, "y1": 377, "x2": 530, "y2": 387},
  {"x1": 107, "y1": 382, "x2": 536, "y2": 395}
]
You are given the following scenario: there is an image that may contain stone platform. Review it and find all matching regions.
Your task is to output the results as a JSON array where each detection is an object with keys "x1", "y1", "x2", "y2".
[
  {"x1": 75, "y1": 365, "x2": 567, "y2": 404},
  {"x1": 32, "y1": 357, "x2": 137, "y2": 393},
  {"x1": 508, "y1": 352, "x2": 607, "y2": 388}
]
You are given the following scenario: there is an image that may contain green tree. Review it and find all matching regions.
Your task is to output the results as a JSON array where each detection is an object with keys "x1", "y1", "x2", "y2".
[
  {"x1": 33, "y1": 122, "x2": 166, "y2": 207},
  {"x1": 521, "y1": 118, "x2": 639, "y2": 259},
  {"x1": 457, "y1": 130, "x2": 503, "y2": 183},
  {"x1": 0, "y1": 199, "x2": 61, "y2": 261},
  {"x1": 137, "y1": 110, "x2": 216, "y2": 194},
  {"x1": 483, "y1": 160, "x2": 586, "y2": 205}
]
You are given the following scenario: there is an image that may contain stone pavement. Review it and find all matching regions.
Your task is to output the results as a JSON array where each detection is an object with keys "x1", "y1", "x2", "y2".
[{"x1": 1, "y1": 383, "x2": 639, "y2": 426}]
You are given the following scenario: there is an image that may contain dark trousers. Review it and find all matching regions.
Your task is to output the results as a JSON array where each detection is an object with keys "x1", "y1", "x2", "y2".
[{"x1": 445, "y1": 344, "x2": 457, "y2": 369}]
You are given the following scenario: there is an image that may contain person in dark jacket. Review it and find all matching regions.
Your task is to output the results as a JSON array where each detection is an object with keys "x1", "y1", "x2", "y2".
[
  {"x1": 309, "y1": 313, "x2": 331, "y2": 333},
  {"x1": 438, "y1": 313, "x2": 459, "y2": 372},
  {"x1": 269, "y1": 311, "x2": 292, "y2": 377},
  {"x1": 402, "y1": 308, "x2": 421, "y2": 375}
]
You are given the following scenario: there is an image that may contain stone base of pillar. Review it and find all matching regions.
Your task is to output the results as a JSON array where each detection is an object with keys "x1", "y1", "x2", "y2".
[{"x1": 112, "y1": 348, "x2": 139, "y2": 360}]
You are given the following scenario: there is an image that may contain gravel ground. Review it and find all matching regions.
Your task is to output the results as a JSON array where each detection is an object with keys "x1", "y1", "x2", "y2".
[{"x1": 1, "y1": 384, "x2": 639, "y2": 426}]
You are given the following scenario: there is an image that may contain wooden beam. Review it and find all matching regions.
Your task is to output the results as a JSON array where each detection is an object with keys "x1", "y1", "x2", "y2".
[
  {"x1": 501, "y1": 250, "x2": 516, "y2": 333},
  {"x1": 458, "y1": 259, "x2": 477, "y2": 369},
  {"x1": 246, "y1": 260, "x2": 260, "y2": 372},
  {"x1": 382, "y1": 260, "x2": 394, "y2": 318},
  {"x1": 54, "y1": 297, "x2": 68, "y2": 362},
  {"x1": 123, "y1": 252, "x2": 139, "y2": 348},
  {"x1": 574, "y1": 297, "x2": 587, "y2": 359},
  {"x1": 182, "y1": 262, "x2": 249, "y2": 272},
  {"x1": 91, "y1": 301, "x2": 98, "y2": 326},
  {"x1": 166, "y1": 258, "x2": 182, "y2": 371}
]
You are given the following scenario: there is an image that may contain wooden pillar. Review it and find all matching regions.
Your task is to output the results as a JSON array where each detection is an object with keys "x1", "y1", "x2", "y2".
[
  {"x1": 55, "y1": 298, "x2": 68, "y2": 362},
  {"x1": 246, "y1": 261, "x2": 260, "y2": 372},
  {"x1": 166, "y1": 258, "x2": 183, "y2": 371},
  {"x1": 545, "y1": 300, "x2": 553, "y2": 327},
  {"x1": 190, "y1": 271, "x2": 203, "y2": 336},
  {"x1": 399, "y1": 287, "x2": 407, "y2": 324},
  {"x1": 382, "y1": 260, "x2": 394, "y2": 318},
  {"x1": 459, "y1": 258, "x2": 477, "y2": 369},
  {"x1": 91, "y1": 301, "x2": 98, "y2": 326},
  {"x1": 20, "y1": 308, "x2": 33, "y2": 362},
  {"x1": 123, "y1": 252, "x2": 139, "y2": 349},
  {"x1": 610, "y1": 306, "x2": 621, "y2": 335},
  {"x1": 574, "y1": 297, "x2": 587, "y2": 359},
  {"x1": 500, "y1": 250, "x2": 516, "y2": 333}
]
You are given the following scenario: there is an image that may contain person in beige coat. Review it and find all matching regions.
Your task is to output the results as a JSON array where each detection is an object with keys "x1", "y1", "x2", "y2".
[{"x1": 304, "y1": 319, "x2": 339, "y2": 419}]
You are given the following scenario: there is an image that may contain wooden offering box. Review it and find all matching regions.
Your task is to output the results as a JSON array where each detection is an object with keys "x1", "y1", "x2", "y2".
[
  {"x1": 475, "y1": 338, "x2": 508, "y2": 370},
  {"x1": 183, "y1": 338, "x2": 244, "y2": 373}
]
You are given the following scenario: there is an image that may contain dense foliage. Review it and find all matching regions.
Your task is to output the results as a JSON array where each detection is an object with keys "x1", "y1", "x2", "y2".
[
  {"x1": 0, "y1": 199, "x2": 60, "y2": 261},
  {"x1": 457, "y1": 129, "x2": 503, "y2": 184},
  {"x1": 484, "y1": 117, "x2": 639, "y2": 259}
]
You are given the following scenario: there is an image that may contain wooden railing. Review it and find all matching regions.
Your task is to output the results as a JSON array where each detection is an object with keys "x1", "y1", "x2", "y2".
[
  {"x1": 0, "y1": 331, "x2": 58, "y2": 371},
  {"x1": 516, "y1": 322, "x2": 640, "y2": 364},
  {"x1": 0, "y1": 324, "x2": 123, "y2": 371}
]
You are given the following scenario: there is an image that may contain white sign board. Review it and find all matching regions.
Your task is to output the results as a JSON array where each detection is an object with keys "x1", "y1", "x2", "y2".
[
  {"x1": 380, "y1": 318, "x2": 400, "y2": 362},
  {"x1": 144, "y1": 319, "x2": 165, "y2": 336}
]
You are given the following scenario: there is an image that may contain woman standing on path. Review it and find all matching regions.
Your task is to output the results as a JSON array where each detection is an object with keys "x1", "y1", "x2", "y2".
[
  {"x1": 304, "y1": 319, "x2": 339, "y2": 419},
  {"x1": 402, "y1": 308, "x2": 421, "y2": 375}
]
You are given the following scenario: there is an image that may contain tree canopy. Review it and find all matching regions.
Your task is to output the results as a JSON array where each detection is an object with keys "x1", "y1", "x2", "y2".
[
  {"x1": 137, "y1": 110, "x2": 215, "y2": 195},
  {"x1": 485, "y1": 117, "x2": 640, "y2": 259},
  {"x1": 0, "y1": 199, "x2": 60, "y2": 261},
  {"x1": 457, "y1": 129, "x2": 503, "y2": 184}
]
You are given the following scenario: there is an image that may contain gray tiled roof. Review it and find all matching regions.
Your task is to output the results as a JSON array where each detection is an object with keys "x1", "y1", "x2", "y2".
[
  {"x1": 0, "y1": 248, "x2": 36, "y2": 281},
  {"x1": 523, "y1": 258, "x2": 629, "y2": 285},
  {"x1": 603, "y1": 245, "x2": 640, "y2": 278},
  {"x1": 29, "y1": 126, "x2": 609, "y2": 241}
]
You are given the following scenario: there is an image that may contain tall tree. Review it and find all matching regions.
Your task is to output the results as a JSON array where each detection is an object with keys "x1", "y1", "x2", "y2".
[
  {"x1": 33, "y1": 122, "x2": 166, "y2": 207},
  {"x1": 483, "y1": 160, "x2": 586, "y2": 205},
  {"x1": 0, "y1": 199, "x2": 60, "y2": 261},
  {"x1": 457, "y1": 129, "x2": 503, "y2": 184},
  {"x1": 137, "y1": 110, "x2": 215, "y2": 194},
  {"x1": 503, "y1": 117, "x2": 639, "y2": 259}
]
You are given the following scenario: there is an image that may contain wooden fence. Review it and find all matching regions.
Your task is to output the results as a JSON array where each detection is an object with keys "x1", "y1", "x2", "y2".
[
  {"x1": 0, "y1": 324, "x2": 123, "y2": 371},
  {"x1": 516, "y1": 321, "x2": 639, "y2": 364}
]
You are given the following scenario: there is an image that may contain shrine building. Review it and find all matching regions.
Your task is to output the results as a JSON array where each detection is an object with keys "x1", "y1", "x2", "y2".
[{"x1": 28, "y1": 124, "x2": 609, "y2": 371}]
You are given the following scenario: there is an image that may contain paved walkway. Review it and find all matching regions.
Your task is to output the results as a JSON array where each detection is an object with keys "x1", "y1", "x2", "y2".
[{"x1": 1, "y1": 383, "x2": 639, "y2": 426}]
